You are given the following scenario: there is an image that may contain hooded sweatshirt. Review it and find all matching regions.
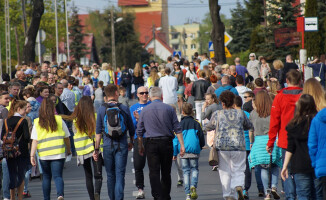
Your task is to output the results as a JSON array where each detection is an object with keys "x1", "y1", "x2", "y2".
[
  {"x1": 215, "y1": 85, "x2": 239, "y2": 99},
  {"x1": 286, "y1": 118, "x2": 314, "y2": 174},
  {"x1": 308, "y1": 108, "x2": 326, "y2": 178}
]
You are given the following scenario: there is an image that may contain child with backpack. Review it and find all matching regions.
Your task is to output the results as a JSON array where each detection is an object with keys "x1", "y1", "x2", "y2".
[{"x1": 173, "y1": 103, "x2": 205, "y2": 200}]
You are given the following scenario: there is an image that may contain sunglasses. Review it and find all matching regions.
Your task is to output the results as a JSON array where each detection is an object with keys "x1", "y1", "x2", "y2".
[
  {"x1": 138, "y1": 92, "x2": 149, "y2": 95},
  {"x1": 244, "y1": 96, "x2": 251, "y2": 98}
]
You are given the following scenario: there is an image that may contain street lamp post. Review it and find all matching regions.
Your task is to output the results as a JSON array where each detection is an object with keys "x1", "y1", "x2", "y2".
[
  {"x1": 54, "y1": 0, "x2": 59, "y2": 63},
  {"x1": 65, "y1": 0, "x2": 70, "y2": 62},
  {"x1": 110, "y1": 6, "x2": 123, "y2": 70}
]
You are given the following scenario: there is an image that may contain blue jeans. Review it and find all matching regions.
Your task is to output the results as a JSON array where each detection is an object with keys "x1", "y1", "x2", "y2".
[
  {"x1": 125, "y1": 84, "x2": 132, "y2": 99},
  {"x1": 39, "y1": 159, "x2": 65, "y2": 200},
  {"x1": 261, "y1": 165, "x2": 279, "y2": 194},
  {"x1": 2, "y1": 159, "x2": 10, "y2": 199},
  {"x1": 282, "y1": 149, "x2": 296, "y2": 199},
  {"x1": 254, "y1": 165, "x2": 264, "y2": 192},
  {"x1": 293, "y1": 173, "x2": 323, "y2": 200},
  {"x1": 24, "y1": 164, "x2": 32, "y2": 193},
  {"x1": 103, "y1": 143, "x2": 128, "y2": 200},
  {"x1": 181, "y1": 158, "x2": 199, "y2": 195}
]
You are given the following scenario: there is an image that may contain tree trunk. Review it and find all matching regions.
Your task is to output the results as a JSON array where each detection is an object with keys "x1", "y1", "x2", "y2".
[
  {"x1": 22, "y1": 0, "x2": 28, "y2": 37},
  {"x1": 22, "y1": 0, "x2": 44, "y2": 64},
  {"x1": 209, "y1": 0, "x2": 226, "y2": 64},
  {"x1": 14, "y1": 27, "x2": 21, "y2": 65}
]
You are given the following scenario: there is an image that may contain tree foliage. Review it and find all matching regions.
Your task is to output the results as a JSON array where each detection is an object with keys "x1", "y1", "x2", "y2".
[
  {"x1": 228, "y1": 1, "x2": 251, "y2": 54},
  {"x1": 304, "y1": 0, "x2": 321, "y2": 57},
  {"x1": 69, "y1": 4, "x2": 87, "y2": 62},
  {"x1": 244, "y1": 0, "x2": 265, "y2": 30}
]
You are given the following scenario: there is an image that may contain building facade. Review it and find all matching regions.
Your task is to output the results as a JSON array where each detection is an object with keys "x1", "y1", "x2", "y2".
[{"x1": 169, "y1": 23, "x2": 200, "y2": 60}]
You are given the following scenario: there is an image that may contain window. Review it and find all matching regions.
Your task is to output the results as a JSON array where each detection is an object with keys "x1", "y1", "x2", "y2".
[
  {"x1": 172, "y1": 44, "x2": 179, "y2": 50},
  {"x1": 191, "y1": 44, "x2": 196, "y2": 49},
  {"x1": 151, "y1": 0, "x2": 158, "y2": 2},
  {"x1": 171, "y1": 33, "x2": 178, "y2": 39},
  {"x1": 190, "y1": 33, "x2": 195, "y2": 38},
  {"x1": 184, "y1": 44, "x2": 188, "y2": 49}
]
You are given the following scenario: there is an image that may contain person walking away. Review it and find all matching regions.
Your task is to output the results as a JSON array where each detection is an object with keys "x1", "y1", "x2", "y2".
[
  {"x1": 132, "y1": 63, "x2": 145, "y2": 97},
  {"x1": 118, "y1": 87, "x2": 130, "y2": 108},
  {"x1": 266, "y1": 69, "x2": 303, "y2": 200},
  {"x1": 173, "y1": 103, "x2": 205, "y2": 200},
  {"x1": 247, "y1": 91, "x2": 282, "y2": 200},
  {"x1": 120, "y1": 65, "x2": 133, "y2": 99},
  {"x1": 172, "y1": 62, "x2": 185, "y2": 114},
  {"x1": 253, "y1": 78, "x2": 268, "y2": 95},
  {"x1": 98, "y1": 63, "x2": 110, "y2": 87},
  {"x1": 214, "y1": 76, "x2": 239, "y2": 99},
  {"x1": 82, "y1": 76, "x2": 94, "y2": 99},
  {"x1": 63, "y1": 96, "x2": 103, "y2": 200},
  {"x1": 247, "y1": 53, "x2": 260, "y2": 80},
  {"x1": 94, "y1": 81, "x2": 105, "y2": 112},
  {"x1": 191, "y1": 70, "x2": 210, "y2": 124},
  {"x1": 282, "y1": 94, "x2": 323, "y2": 200},
  {"x1": 93, "y1": 84, "x2": 135, "y2": 200},
  {"x1": 159, "y1": 68, "x2": 179, "y2": 106},
  {"x1": 205, "y1": 91, "x2": 252, "y2": 200},
  {"x1": 30, "y1": 98, "x2": 71, "y2": 200},
  {"x1": 137, "y1": 87, "x2": 185, "y2": 200},
  {"x1": 235, "y1": 57, "x2": 248, "y2": 84},
  {"x1": 107, "y1": 64, "x2": 115, "y2": 85},
  {"x1": 129, "y1": 86, "x2": 151, "y2": 199},
  {"x1": 1, "y1": 100, "x2": 30, "y2": 200},
  {"x1": 206, "y1": 74, "x2": 222, "y2": 94},
  {"x1": 280, "y1": 55, "x2": 298, "y2": 88}
]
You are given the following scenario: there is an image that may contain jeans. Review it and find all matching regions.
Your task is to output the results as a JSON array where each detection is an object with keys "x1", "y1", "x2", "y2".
[
  {"x1": 321, "y1": 177, "x2": 326, "y2": 200},
  {"x1": 133, "y1": 140, "x2": 146, "y2": 190},
  {"x1": 254, "y1": 165, "x2": 264, "y2": 192},
  {"x1": 261, "y1": 165, "x2": 279, "y2": 194},
  {"x1": 174, "y1": 155, "x2": 183, "y2": 182},
  {"x1": 83, "y1": 155, "x2": 103, "y2": 200},
  {"x1": 282, "y1": 149, "x2": 296, "y2": 199},
  {"x1": 181, "y1": 158, "x2": 199, "y2": 195},
  {"x1": 39, "y1": 159, "x2": 65, "y2": 200},
  {"x1": 103, "y1": 143, "x2": 128, "y2": 200},
  {"x1": 293, "y1": 173, "x2": 323, "y2": 200},
  {"x1": 24, "y1": 164, "x2": 32, "y2": 193},
  {"x1": 94, "y1": 100, "x2": 104, "y2": 113},
  {"x1": 125, "y1": 84, "x2": 132, "y2": 99},
  {"x1": 145, "y1": 138, "x2": 173, "y2": 200},
  {"x1": 2, "y1": 159, "x2": 10, "y2": 199}
]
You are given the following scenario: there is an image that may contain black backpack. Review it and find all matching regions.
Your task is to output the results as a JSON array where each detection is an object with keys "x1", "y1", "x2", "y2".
[{"x1": 2, "y1": 118, "x2": 24, "y2": 159}]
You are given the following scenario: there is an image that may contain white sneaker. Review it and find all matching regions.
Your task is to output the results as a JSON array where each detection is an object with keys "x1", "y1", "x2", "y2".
[
  {"x1": 57, "y1": 196, "x2": 64, "y2": 200},
  {"x1": 4, "y1": 198, "x2": 10, "y2": 200},
  {"x1": 136, "y1": 190, "x2": 145, "y2": 199},
  {"x1": 186, "y1": 194, "x2": 191, "y2": 200}
]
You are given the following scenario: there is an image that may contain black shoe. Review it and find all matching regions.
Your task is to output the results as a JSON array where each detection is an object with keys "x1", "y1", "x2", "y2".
[{"x1": 258, "y1": 191, "x2": 264, "y2": 197}]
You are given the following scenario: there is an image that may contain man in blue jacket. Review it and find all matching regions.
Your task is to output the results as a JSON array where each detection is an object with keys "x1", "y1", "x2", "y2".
[
  {"x1": 215, "y1": 75, "x2": 239, "y2": 99},
  {"x1": 130, "y1": 86, "x2": 151, "y2": 199},
  {"x1": 94, "y1": 84, "x2": 135, "y2": 200}
]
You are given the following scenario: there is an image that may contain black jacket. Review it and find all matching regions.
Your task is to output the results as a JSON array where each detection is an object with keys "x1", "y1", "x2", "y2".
[
  {"x1": 191, "y1": 79, "x2": 210, "y2": 101},
  {"x1": 280, "y1": 62, "x2": 298, "y2": 87},
  {"x1": 286, "y1": 117, "x2": 314, "y2": 174}
]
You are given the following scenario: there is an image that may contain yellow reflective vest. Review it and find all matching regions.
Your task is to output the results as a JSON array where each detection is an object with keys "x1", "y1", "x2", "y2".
[
  {"x1": 35, "y1": 115, "x2": 66, "y2": 157},
  {"x1": 73, "y1": 125, "x2": 95, "y2": 156}
]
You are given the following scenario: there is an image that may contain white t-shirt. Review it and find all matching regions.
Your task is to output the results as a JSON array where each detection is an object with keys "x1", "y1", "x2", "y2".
[{"x1": 31, "y1": 120, "x2": 70, "y2": 160}]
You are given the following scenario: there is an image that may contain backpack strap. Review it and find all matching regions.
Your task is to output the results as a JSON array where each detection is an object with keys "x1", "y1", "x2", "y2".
[
  {"x1": 4, "y1": 119, "x2": 8, "y2": 134},
  {"x1": 13, "y1": 117, "x2": 24, "y2": 135}
]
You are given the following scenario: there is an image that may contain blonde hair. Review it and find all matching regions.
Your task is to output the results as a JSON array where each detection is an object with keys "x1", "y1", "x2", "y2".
[
  {"x1": 303, "y1": 78, "x2": 326, "y2": 111},
  {"x1": 273, "y1": 60, "x2": 284, "y2": 70},
  {"x1": 102, "y1": 63, "x2": 109, "y2": 70},
  {"x1": 221, "y1": 64, "x2": 229, "y2": 70},
  {"x1": 133, "y1": 62, "x2": 143, "y2": 77}
]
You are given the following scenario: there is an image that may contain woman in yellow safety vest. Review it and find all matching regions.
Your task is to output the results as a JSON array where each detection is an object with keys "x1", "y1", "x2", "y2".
[
  {"x1": 30, "y1": 98, "x2": 71, "y2": 200},
  {"x1": 62, "y1": 96, "x2": 103, "y2": 200}
]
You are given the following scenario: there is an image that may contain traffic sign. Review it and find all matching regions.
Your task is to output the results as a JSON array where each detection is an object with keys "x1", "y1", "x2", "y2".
[
  {"x1": 224, "y1": 32, "x2": 233, "y2": 46},
  {"x1": 35, "y1": 44, "x2": 46, "y2": 56},
  {"x1": 37, "y1": 29, "x2": 46, "y2": 43},
  {"x1": 209, "y1": 47, "x2": 232, "y2": 58},
  {"x1": 173, "y1": 51, "x2": 182, "y2": 58},
  {"x1": 209, "y1": 41, "x2": 214, "y2": 51},
  {"x1": 58, "y1": 53, "x2": 67, "y2": 63},
  {"x1": 305, "y1": 17, "x2": 318, "y2": 32}
]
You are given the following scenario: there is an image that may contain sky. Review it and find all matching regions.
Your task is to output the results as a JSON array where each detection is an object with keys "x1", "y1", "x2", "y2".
[{"x1": 72, "y1": 0, "x2": 241, "y2": 25}]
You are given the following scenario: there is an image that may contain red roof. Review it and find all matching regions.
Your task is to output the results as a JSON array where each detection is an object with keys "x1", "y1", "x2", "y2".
[
  {"x1": 118, "y1": 0, "x2": 148, "y2": 6},
  {"x1": 59, "y1": 33, "x2": 94, "y2": 60},
  {"x1": 134, "y1": 11, "x2": 162, "y2": 44},
  {"x1": 143, "y1": 36, "x2": 173, "y2": 54}
]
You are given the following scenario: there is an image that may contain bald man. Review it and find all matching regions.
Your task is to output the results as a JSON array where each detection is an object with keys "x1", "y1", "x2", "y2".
[
  {"x1": 129, "y1": 86, "x2": 151, "y2": 199},
  {"x1": 214, "y1": 75, "x2": 239, "y2": 98},
  {"x1": 16, "y1": 70, "x2": 28, "y2": 88}
]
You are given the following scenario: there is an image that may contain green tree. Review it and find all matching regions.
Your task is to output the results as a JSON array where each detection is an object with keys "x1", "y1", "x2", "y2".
[
  {"x1": 305, "y1": 0, "x2": 321, "y2": 57},
  {"x1": 100, "y1": 8, "x2": 150, "y2": 67},
  {"x1": 244, "y1": 0, "x2": 265, "y2": 30},
  {"x1": 228, "y1": 1, "x2": 251, "y2": 53},
  {"x1": 253, "y1": 0, "x2": 301, "y2": 60},
  {"x1": 69, "y1": 4, "x2": 87, "y2": 62},
  {"x1": 195, "y1": 13, "x2": 230, "y2": 54},
  {"x1": 317, "y1": 0, "x2": 326, "y2": 54}
]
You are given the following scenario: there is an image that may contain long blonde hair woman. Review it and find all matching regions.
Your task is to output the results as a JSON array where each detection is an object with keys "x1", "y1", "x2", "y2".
[
  {"x1": 303, "y1": 78, "x2": 326, "y2": 111},
  {"x1": 133, "y1": 62, "x2": 143, "y2": 78},
  {"x1": 147, "y1": 69, "x2": 159, "y2": 88}
]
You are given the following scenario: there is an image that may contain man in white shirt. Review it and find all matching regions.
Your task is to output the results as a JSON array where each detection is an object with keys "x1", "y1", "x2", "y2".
[{"x1": 159, "y1": 68, "x2": 178, "y2": 105}]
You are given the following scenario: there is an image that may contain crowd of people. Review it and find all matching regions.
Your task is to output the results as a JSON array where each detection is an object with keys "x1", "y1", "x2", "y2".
[{"x1": 0, "y1": 51, "x2": 326, "y2": 200}]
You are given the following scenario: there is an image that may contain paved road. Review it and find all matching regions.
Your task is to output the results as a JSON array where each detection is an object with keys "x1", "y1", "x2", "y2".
[{"x1": 28, "y1": 147, "x2": 284, "y2": 200}]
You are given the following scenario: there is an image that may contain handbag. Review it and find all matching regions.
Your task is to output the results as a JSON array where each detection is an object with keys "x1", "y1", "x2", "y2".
[
  {"x1": 208, "y1": 111, "x2": 219, "y2": 166},
  {"x1": 315, "y1": 64, "x2": 322, "y2": 82}
]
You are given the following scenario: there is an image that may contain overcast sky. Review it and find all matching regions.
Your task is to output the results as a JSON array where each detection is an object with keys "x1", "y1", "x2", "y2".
[{"x1": 72, "y1": 0, "x2": 241, "y2": 25}]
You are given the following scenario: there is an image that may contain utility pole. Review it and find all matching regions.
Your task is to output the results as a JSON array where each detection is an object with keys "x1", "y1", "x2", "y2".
[
  {"x1": 111, "y1": 6, "x2": 116, "y2": 70},
  {"x1": 55, "y1": 0, "x2": 59, "y2": 63},
  {"x1": 14, "y1": 27, "x2": 21, "y2": 65},
  {"x1": 5, "y1": 0, "x2": 11, "y2": 75},
  {"x1": 153, "y1": 24, "x2": 156, "y2": 61},
  {"x1": 0, "y1": 40, "x2": 2, "y2": 77},
  {"x1": 65, "y1": 0, "x2": 70, "y2": 62}
]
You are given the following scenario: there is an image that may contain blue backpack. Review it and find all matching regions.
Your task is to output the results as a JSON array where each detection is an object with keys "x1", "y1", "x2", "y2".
[{"x1": 103, "y1": 103, "x2": 127, "y2": 139}]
